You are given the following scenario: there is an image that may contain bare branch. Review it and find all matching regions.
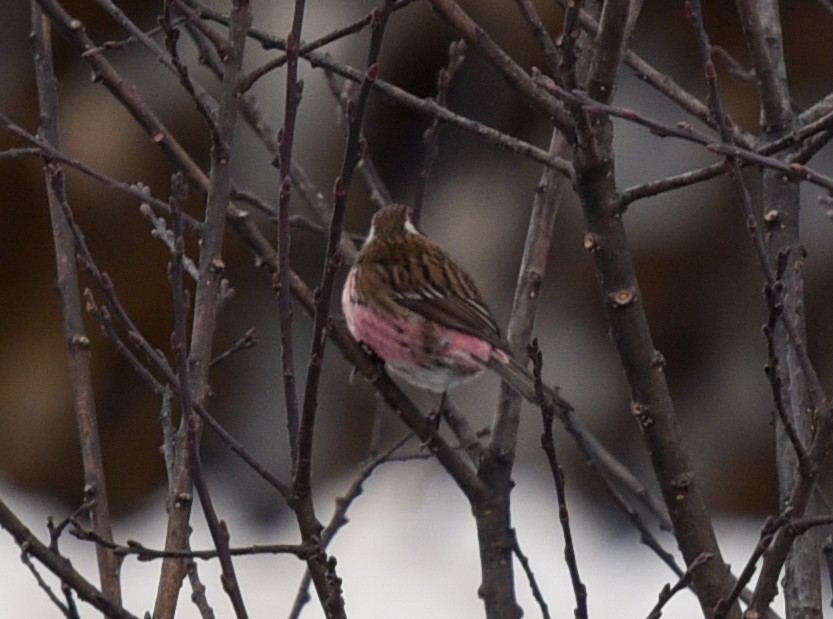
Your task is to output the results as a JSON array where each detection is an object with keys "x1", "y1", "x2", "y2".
[
  {"x1": 188, "y1": 1, "x2": 574, "y2": 177},
  {"x1": 648, "y1": 552, "x2": 713, "y2": 619},
  {"x1": 0, "y1": 498, "x2": 138, "y2": 619},
  {"x1": 426, "y1": 0, "x2": 574, "y2": 134},
  {"x1": 413, "y1": 38, "x2": 467, "y2": 220},
  {"x1": 288, "y1": 432, "x2": 414, "y2": 619},
  {"x1": 275, "y1": 0, "x2": 306, "y2": 467},
  {"x1": 530, "y1": 340, "x2": 587, "y2": 619},
  {"x1": 713, "y1": 513, "x2": 790, "y2": 619},
  {"x1": 511, "y1": 530, "x2": 552, "y2": 619},
  {"x1": 155, "y1": 1, "x2": 252, "y2": 612},
  {"x1": 70, "y1": 524, "x2": 313, "y2": 561},
  {"x1": 566, "y1": 2, "x2": 741, "y2": 614},
  {"x1": 30, "y1": 1, "x2": 121, "y2": 603}
]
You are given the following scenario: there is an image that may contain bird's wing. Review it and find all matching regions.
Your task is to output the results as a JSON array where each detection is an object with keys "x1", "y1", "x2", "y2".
[{"x1": 385, "y1": 251, "x2": 508, "y2": 352}]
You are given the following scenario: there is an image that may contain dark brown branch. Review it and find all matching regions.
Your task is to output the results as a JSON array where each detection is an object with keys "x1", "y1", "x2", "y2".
[
  {"x1": 30, "y1": 2, "x2": 121, "y2": 604},
  {"x1": 471, "y1": 130, "x2": 569, "y2": 619},
  {"x1": 567, "y1": 2, "x2": 740, "y2": 614},
  {"x1": 534, "y1": 80, "x2": 833, "y2": 197},
  {"x1": 688, "y1": 5, "x2": 830, "y2": 617},
  {"x1": 235, "y1": 0, "x2": 416, "y2": 94},
  {"x1": 321, "y1": 71, "x2": 392, "y2": 217},
  {"x1": 713, "y1": 513, "x2": 790, "y2": 619},
  {"x1": 413, "y1": 38, "x2": 467, "y2": 220},
  {"x1": 310, "y1": 52, "x2": 574, "y2": 176},
  {"x1": 557, "y1": 0, "x2": 584, "y2": 89},
  {"x1": 33, "y1": 0, "x2": 207, "y2": 184},
  {"x1": 209, "y1": 327, "x2": 257, "y2": 368},
  {"x1": 155, "y1": 1, "x2": 252, "y2": 613},
  {"x1": 0, "y1": 115, "x2": 194, "y2": 224},
  {"x1": 83, "y1": 285, "x2": 291, "y2": 499},
  {"x1": 288, "y1": 432, "x2": 414, "y2": 619},
  {"x1": 763, "y1": 277, "x2": 812, "y2": 476},
  {"x1": 19, "y1": 550, "x2": 73, "y2": 618},
  {"x1": 161, "y1": 4, "x2": 217, "y2": 131},
  {"x1": 591, "y1": 459, "x2": 683, "y2": 576},
  {"x1": 512, "y1": 0, "x2": 560, "y2": 81},
  {"x1": 0, "y1": 498, "x2": 138, "y2": 619},
  {"x1": 169, "y1": 172, "x2": 249, "y2": 619},
  {"x1": 70, "y1": 522, "x2": 313, "y2": 561},
  {"x1": 442, "y1": 400, "x2": 486, "y2": 464},
  {"x1": 0, "y1": 146, "x2": 46, "y2": 158},
  {"x1": 648, "y1": 552, "x2": 713, "y2": 619},
  {"x1": 274, "y1": 0, "x2": 306, "y2": 470},
  {"x1": 426, "y1": 0, "x2": 573, "y2": 138},
  {"x1": 187, "y1": 0, "x2": 574, "y2": 177},
  {"x1": 292, "y1": 5, "x2": 398, "y2": 619},
  {"x1": 26, "y1": 7, "x2": 293, "y2": 615},
  {"x1": 530, "y1": 341, "x2": 587, "y2": 619},
  {"x1": 551, "y1": 0, "x2": 756, "y2": 148},
  {"x1": 737, "y1": 6, "x2": 819, "y2": 615},
  {"x1": 181, "y1": 18, "x2": 361, "y2": 262},
  {"x1": 510, "y1": 530, "x2": 552, "y2": 619},
  {"x1": 731, "y1": 2, "x2": 825, "y2": 615}
]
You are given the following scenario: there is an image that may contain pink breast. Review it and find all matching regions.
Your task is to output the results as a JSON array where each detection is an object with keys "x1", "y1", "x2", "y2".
[{"x1": 342, "y1": 269, "x2": 499, "y2": 391}]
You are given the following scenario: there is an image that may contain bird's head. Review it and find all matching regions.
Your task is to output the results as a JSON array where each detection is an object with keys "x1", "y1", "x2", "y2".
[{"x1": 365, "y1": 204, "x2": 420, "y2": 244}]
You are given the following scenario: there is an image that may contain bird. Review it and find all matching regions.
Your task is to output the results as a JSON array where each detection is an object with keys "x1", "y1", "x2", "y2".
[{"x1": 341, "y1": 203, "x2": 564, "y2": 409}]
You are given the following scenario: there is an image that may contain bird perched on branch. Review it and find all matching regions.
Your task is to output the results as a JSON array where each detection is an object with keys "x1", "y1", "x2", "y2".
[{"x1": 341, "y1": 203, "x2": 565, "y2": 410}]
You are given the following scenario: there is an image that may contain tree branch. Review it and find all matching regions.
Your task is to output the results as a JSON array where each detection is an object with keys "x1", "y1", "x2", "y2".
[
  {"x1": 0, "y1": 498, "x2": 137, "y2": 619},
  {"x1": 30, "y1": 1, "x2": 122, "y2": 604}
]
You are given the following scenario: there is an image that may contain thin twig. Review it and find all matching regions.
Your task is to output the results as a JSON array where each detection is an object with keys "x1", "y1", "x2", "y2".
[
  {"x1": 534, "y1": 78, "x2": 833, "y2": 197},
  {"x1": 275, "y1": 0, "x2": 305, "y2": 469},
  {"x1": 288, "y1": 432, "x2": 414, "y2": 619},
  {"x1": 590, "y1": 462, "x2": 683, "y2": 577},
  {"x1": 0, "y1": 146, "x2": 43, "y2": 158},
  {"x1": 427, "y1": 0, "x2": 572, "y2": 134},
  {"x1": 168, "y1": 171, "x2": 250, "y2": 619},
  {"x1": 186, "y1": 559, "x2": 216, "y2": 619},
  {"x1": 530, "y1": 340, "x2": 587, "y2": 619},
  {"x1": 713, "y1": 513, "x2": 790, "y2": 619},
  {"x1": 293, "y1": 5, "x2": 398, "y2": 617},
  {"x1": 510, "y1": 530, "x2": 551, "y2": 619},
  {"x1": 154, "y1": 0, "x2": 253, "y2": 611},
  {"x1": 189, "y1": 1, "x2": 573, "y2": 178},
  {"x1": 323, "y1": 71, "x2": 391, "y2": 209},
  {"x1": 140, "y1": 202, "x2": 200, "y2": 280},
  {"x1": 0, "y1": 498, "x2": 138, "y2": 619},
  {"x1": 413, "y1": 38, "x2": 467, "y2": 220},
  {"x1": 235, "y1": 0, "x2": 417, "y2": 94},
  {"x1": 735, "y1": 3, "x2": 822, "y2": 618},
  {"x1": 763, "y1": 275, "x2": 811, "y2": 475},
  {"x1": 210, "y1": 327, "x2": 257, "y2": 368},
  {"x1": 20, "y1": 551, "x2": 72, "y2": 618},
  {"x1": 70, "y1": 523, "x2": 313, "y2": 560},
  {"x1": 686, "y1": 3, "x2": 830, "y2": 613},
  {"x1": 648, "y1": 552, "x2": 713, "y2": 619}
]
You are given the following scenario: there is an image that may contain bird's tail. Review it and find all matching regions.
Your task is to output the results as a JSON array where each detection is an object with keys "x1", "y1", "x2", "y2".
[{"x1": 486, "y1": 355, "x2": 571, "y2": 415}]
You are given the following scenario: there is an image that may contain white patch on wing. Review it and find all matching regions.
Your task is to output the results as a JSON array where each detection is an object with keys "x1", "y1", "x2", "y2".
[{"x1": 420, "y1": 284, "x2": 446, "y2": 299}]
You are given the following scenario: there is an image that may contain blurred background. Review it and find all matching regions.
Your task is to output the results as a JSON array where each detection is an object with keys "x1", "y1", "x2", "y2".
[{"x1": 1, "y1": 0, "x2": 833, "y2": 609}]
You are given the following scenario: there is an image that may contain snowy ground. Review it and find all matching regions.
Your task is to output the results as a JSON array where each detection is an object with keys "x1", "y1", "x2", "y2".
[{"x1": 0, "y1": 464, "x2": 800, "y2": 618}]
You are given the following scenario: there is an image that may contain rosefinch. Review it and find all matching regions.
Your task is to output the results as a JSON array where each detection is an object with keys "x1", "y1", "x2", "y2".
[{"x1": 342, "y1": 204, "x2": 562, "y2": 407}]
